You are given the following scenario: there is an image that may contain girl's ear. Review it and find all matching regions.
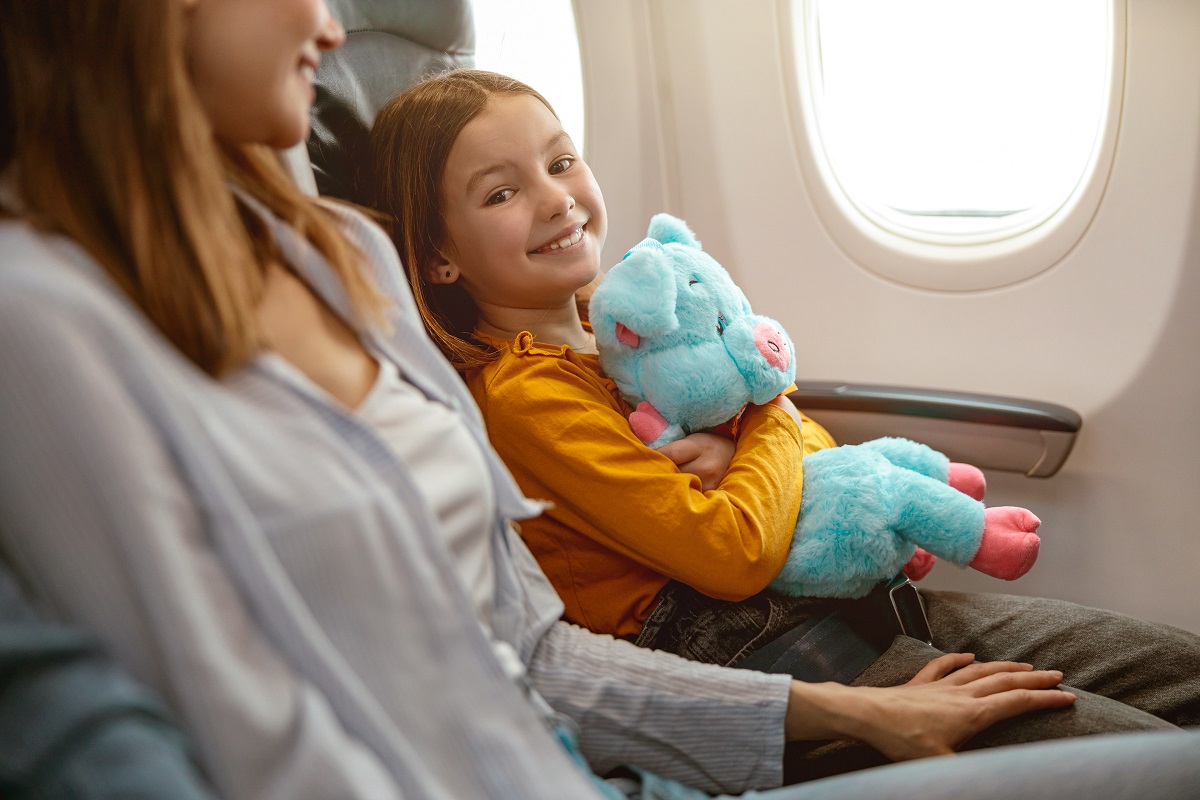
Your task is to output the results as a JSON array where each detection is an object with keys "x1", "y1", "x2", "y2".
[{"x1": 427, "y1": 253, "x2": 459, "y2": 285}]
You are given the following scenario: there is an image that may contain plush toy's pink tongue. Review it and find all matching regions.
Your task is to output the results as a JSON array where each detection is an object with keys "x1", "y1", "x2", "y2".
[{"x1": 615, "y1": 322, "x2": 640, "y2": 348}]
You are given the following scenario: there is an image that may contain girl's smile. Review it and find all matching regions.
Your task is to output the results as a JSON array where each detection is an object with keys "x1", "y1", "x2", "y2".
[{"x1": 529, "y1": 223, "x2": 589, "y2": 255}]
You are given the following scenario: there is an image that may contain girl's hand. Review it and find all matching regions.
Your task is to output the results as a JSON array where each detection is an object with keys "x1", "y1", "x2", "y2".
[
  {"x1": 785, "y1": 652, "x2": 1076, "y2": 760},
  {"x1": 659, "y1": 432, "x2": 736, "y2": 492}
]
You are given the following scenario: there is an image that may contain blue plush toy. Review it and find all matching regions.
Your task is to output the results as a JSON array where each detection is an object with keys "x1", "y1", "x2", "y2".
[{"x1": 589, "y1": 213, "x2": 1042, "y2": 599}]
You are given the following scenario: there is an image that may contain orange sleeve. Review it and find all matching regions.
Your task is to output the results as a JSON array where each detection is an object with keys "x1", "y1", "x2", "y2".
[
  {"x1": 797, "y1": 412, "x2": 838, "y2": 455},
  {"x1": 474, "y1": 354, "x2": 806, "y2": 601}
]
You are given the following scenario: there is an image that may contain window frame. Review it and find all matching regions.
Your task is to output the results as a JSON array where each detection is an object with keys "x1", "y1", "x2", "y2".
[{"x1": 780, "y1": 0, "x2": 1127, "y2": 291}]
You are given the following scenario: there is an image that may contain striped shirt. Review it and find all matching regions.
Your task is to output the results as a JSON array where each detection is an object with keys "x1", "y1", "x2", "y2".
[{"x1": 0, "y1": 201, "x2": 791, "y2": 799}]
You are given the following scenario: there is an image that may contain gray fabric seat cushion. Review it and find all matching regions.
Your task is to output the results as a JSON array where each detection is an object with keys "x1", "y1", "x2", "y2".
[{"x1": 309, "y1": 0, "x2": 474, "y2": 202}]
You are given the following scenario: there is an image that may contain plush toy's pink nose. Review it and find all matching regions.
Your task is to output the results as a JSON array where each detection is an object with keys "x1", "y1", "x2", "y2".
[{"x1": 754, "y1": 322, "x2": 790, "y2": 371}]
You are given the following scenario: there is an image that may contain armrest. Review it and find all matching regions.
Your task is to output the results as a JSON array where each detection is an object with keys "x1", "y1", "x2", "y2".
[{"x1": 787, "y1": 381, "x2": 1082, "y2": 478}]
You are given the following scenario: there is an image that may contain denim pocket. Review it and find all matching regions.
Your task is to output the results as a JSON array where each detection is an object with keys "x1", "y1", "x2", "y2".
[{"x1": 634, "y1": 582, "x2": 832, "y2": 667}]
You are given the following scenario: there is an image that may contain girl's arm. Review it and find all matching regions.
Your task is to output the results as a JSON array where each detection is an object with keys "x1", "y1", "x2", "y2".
[
  {"x1": 474, "y1": 356, "x2": 806, "y2": 599},
  {"x1": 658, "y1": 402, "x2": 836, "y2": 491}
]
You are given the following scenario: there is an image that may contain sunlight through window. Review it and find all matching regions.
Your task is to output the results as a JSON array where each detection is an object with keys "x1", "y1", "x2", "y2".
[
  {"x1": 803, "y1": 0, "x2": 1110, "y2": 240},
  {"x1": 473, "y1": 0, "x2": 586, "y2": 154}
]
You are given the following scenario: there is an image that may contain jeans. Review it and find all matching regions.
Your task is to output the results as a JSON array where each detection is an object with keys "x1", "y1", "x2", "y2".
[{"x1": 634, "y1": 581, "x2": 851, "y2": 668}]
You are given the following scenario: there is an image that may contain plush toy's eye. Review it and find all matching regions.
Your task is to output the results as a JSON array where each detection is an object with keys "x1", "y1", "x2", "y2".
[
  {"x1": 688, "y1": 279, "x2": 699, "y2": 287},
  {"x1": 716, "y1": 314, "x2": 726, "y2": 336}
]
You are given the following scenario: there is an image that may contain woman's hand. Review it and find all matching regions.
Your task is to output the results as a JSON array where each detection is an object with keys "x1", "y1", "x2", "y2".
[
  {"x1": 659, "y1": 432, "x2": 736, "y2": 492},
  {"x1": 785, "y1": 652, "x2": 1076, "y2": 760}
]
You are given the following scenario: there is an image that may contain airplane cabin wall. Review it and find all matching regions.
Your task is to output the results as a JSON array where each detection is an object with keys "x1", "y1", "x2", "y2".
[{"x1": 577, "y1": 0, "x2": 1200, "y2": 633}]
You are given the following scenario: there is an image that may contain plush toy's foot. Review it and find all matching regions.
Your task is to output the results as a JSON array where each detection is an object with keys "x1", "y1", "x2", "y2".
[
  {"x1": 969, "y1": 507, "x2": 1041, "y2": 580},
  {"x1": 947, "y1": 462, "x2": 987, "y2": 501},
  {"x1": 902, "y1": 547, "x2": 937, "y2": 581},
  {"x1": 630, "y1": 402, "x2": 669, "y2": 445}
]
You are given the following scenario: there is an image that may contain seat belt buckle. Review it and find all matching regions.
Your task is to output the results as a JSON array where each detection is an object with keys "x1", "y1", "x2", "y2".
[{"x1": 886, "y1": 574, "x2": 933, "y2": 645}]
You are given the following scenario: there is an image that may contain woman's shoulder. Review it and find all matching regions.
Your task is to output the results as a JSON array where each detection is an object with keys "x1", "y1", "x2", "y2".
[
  {"x1": 0, "y1": 222, "x2": 187, "y2": 379},
  {"x1": 1, "y1": 220, "x2": 69, "y2": 283},
  {"x1": 0, "y1": 222, "x2": 121, "y2": 321}
]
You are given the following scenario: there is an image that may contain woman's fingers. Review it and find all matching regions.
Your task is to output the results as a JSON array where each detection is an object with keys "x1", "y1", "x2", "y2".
[
  {"x1": 907, "y1": 652, "x2": 975, "y2": 684},
  {"x1": 937, "y1": 659, "x2": 1036, "y2": 686},
  {"x1": 961, "y1": 667, "x2": 1067, "y2": 698},
  {"x1": 910, "y1": 654, "x2": 1054, "y2": 688},
  {"x1": 832, "y1": 662, "x2": 1077, "y2": 763},
  {"x1": 975, "y1": 684, "x2": 1078, "y2": 728}
]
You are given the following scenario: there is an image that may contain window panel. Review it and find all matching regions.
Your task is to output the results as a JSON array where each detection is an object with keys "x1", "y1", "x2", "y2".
[
  {"x1": 806, "y1": 0, "x2": 1109, "y2": 241},
  {"x1": 473, "y1": 0, "x2": 586, "y2": 154}
]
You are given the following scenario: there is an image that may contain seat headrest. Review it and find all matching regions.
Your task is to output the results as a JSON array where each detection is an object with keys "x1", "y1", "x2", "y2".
[{"x1": 309, "y1": 0, "x2": 475, "y2": 203}]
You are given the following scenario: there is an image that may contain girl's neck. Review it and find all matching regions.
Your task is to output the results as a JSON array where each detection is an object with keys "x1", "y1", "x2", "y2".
[{"x1": 475, "y1": 300, "x2": 596, "y2": 354}]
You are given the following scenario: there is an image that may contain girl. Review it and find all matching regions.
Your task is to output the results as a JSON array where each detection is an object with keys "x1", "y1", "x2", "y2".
[
  {"x1": 369, "y1": 68, "x2": 1200, "y2": 774},
  {"x1": 370, "y1": 70, "x2": 828, "y2": 644},
  {"x1": 1, "y1": 4, "x2": 1192, "y2": 799}
]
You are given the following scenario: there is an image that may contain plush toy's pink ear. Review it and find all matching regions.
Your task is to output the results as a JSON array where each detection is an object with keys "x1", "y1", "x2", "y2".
[{"x1": 615, "y1": 322, "x2": 640, "y2": 348}]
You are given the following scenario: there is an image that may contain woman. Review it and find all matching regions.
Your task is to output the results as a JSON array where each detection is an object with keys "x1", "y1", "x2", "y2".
[{"x1": 1, "y1": 3, "x2": 1196, "y2": 799}]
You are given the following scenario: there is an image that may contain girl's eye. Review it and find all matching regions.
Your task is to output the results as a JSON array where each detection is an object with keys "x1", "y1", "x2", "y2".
[
  {"x1": 486, "y1": 188, "x2": 515, "y2": 206},
  {"x1": 549, "y1": 157, "x2": 573, "y2": 175},
  {"x1": 716, "y1": 314, "x2": 726, "y2": 336}
]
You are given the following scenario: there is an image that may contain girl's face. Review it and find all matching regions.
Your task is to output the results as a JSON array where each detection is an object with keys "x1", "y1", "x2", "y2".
[
  {"x1": 436, "y1": 94, "x2": 607, "y2": 312},
  {"x1": 183, "y1": 0, "x2": 345, "y2": 149}
]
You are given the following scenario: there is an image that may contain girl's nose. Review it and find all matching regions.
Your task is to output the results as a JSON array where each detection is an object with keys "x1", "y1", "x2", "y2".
[
  {"x1": 316, "y1": 5, "x2": 347, "y2": 52},
  {"x1": 543, "y1": 186, "x2": 575, "y2": 220}
]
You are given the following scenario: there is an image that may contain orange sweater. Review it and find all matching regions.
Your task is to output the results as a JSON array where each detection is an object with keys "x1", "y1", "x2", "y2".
[{"x1": 468, "y1": 331, "x2": 838, "y2": 639}]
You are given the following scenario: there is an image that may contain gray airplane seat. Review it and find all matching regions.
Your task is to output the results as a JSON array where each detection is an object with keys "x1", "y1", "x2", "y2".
[{"x1": 302, "y1": 0, "x2": 474, "y2": 204}]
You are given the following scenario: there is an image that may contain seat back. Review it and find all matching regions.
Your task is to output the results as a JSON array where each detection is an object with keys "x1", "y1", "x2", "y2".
[{"x1": 306, "y1": 0, "x2": 475, "y2": 203}]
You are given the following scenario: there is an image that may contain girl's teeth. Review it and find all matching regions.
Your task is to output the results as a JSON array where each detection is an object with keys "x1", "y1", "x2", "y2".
[{"x1": 541, "y1": 229, "x2": 583, "y2": 252}]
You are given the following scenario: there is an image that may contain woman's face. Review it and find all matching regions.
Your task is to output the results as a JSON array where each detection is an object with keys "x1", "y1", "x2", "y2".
[
  {"x1": 437, "y1": 93, "x2": 608, "y2": 312},
  {"x1": 183, "y1": 0, "x2": 344, "y2": 149}
]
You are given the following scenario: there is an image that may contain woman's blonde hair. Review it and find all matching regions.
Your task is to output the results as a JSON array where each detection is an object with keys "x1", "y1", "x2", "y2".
[
  {"x1": 0, "y1": 0, "x2": 385, "y2": 376},
  {"x1": 369, "y1": 69, "x2": 556, "y2": 371}
]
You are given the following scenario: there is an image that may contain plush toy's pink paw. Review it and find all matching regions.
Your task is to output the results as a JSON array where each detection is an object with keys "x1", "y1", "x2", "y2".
[
  {"x1": 630, "y1": 402, "x2": 669, "y2": 445},
  {"x1": 969, "y1": 507, "x2": 1041, "y2": 580},
  {"x1": 902, "y1": 547, "x2": 937, "y2": 581},
  {"x1": 947, "y1": 462, "x2": 987, "y2": 501}
]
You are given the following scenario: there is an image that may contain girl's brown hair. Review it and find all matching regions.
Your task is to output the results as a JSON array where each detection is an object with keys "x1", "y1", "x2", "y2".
[
  {"x1": 369, "y1": 69, "x2": 555, "y2": 371},
  {"x1": 0, "y1": 0, "x2": 385, "y2": 377}
]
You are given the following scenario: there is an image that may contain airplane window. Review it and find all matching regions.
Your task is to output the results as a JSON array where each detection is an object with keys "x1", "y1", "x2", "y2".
[
  {"x1": 473, "y1": 0, "x2": 586, "y2": 154},
  {"x1": 797, "y1": 0, "x2": 1110, "y2": 244}
]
